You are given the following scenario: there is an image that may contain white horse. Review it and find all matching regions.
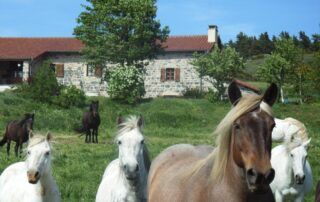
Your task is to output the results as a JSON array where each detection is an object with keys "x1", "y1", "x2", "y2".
[
  {"x1": 270, "y1": 139, "x2": 313, "y2": 202},
  {"x1": 96, "y1": 116, "x2": 150, "y2": 202},
  {"x1": 0, "y1": 132, "x2": 60, "y2": 202},
  {"x1": 272, "y1": 117, "x2": 308, "y2": 143}
]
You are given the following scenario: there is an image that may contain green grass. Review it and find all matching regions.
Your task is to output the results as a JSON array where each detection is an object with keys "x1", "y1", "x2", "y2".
[{"x1": 0, "y1": 92, "x2": 319, "y2": 201}]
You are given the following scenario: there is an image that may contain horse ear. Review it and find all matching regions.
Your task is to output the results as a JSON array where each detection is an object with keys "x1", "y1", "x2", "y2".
[
  {"x1": 29, "y1": 130, "x2": 34, "y2": 139},
  {"x1": 46, "y1": 132, "x2": 52, "y2": 141},
  {"x1": 138, "y1": 115, "x2": 144, "y2": 127},
  {"x1": 117, "y1": 116, "x2": 124, "y2": 125},
  {"x1": 262, "y1": 83, "x2": 278, "y2": 106},
  {"x1": 303, "y1": 138, "x2": 311, "y2": 148},
  {"x1": 228, "y1": 81, "x2": 242, "y2": 105}
]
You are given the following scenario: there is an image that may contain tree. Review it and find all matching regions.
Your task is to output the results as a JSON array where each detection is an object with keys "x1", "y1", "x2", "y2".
[
  {"x1": 298, "y1": 31, "x2": 312, "y2": 51},
  {"x1": 74, "y1": 0, "x2": 169, "y2": 67},
  {"x1": 312, "y1": 34, "x2": 320, "y2": 51},
  {"x1": 257, "y1": 53, "x2": 290, "y2": 103},
  {"x1": 192, "y1": 47, "x2": 245, "y2": 100},
  {"x1": 258, "y1": 32, "x2": 274, "y2": 54}
]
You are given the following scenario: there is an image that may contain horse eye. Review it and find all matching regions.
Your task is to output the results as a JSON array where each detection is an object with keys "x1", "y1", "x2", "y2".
[
  {"x1": 117, "y1": 140, "x2": 122, "y2": 145},
  {"x1": 27, "y1": 151, "x2": 31, "y2": 155},
  {"x1": 45, "y1": 151, "x2": 50, "y2": 156},
  {"x1": 141, "y1": 140, "x2": 144, "y2": 144},
  {"x1": 234, "y1": 124, "x2": 240, "y2": 130},
  {"x1": 290, "y1": 153, "x2": 293, "y2": 157},
  {"x1": 305, "y1": 155, "x2": 308, "y2": 159}
]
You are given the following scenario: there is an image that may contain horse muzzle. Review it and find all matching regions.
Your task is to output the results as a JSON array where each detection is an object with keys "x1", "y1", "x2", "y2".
[
  {"x1": 295, "y1": 174, "x2": 305, "y2": 185},
  {"x1": 246, "y1": 168, "x2": 275, "y2": 193},
  {"x1": 27, "y1": 170, "x2": 40, "y2": 184},
  {"x1": 123, "y1": 164, "x2": 139, "y2": 181}
]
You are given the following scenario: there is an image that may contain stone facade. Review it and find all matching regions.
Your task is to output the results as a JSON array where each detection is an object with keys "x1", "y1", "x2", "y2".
[
  {"x1": 144, "y1": 52, "x2": 212, "y2": 98},
  {"x1": 29, "y1": 52, "x2": 213, "y2": 97}
]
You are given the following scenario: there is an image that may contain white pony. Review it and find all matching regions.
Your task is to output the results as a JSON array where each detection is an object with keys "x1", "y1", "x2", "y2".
[
  {"x1": 0, "y1": 132, "x2": 60, "y2": 202},
  {"x1": 272, "y1": 117, "x2": 308, "y2": 143},
  {"x1": 270, "y1": 138, "x2": 313, "y2": 202},
  {"x1": 96, "y1": 116, "x2": 150, "y2": 202}
]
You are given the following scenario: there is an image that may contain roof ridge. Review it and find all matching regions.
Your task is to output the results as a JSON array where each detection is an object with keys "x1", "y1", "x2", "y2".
[{"x1": 168, "y1": 35, "x2": 207, "y2": 38}]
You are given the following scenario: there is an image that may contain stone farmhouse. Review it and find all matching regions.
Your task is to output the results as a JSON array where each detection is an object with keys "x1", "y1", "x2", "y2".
[{"x1": 0, "y1": 25, "x2": 257, "y2": 97}]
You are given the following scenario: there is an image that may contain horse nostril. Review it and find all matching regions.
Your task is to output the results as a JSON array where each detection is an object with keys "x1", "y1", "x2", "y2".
[
  {"x1": 265, "y1": 168, "x2": 275, "y2": 184},
  {"x1": 301, "y1": 175, "x2": 305, "y2": 181},
  {"x1": 247, "y1": 168, "x2": 258, "y2": 184},
  {"x1": 35, "y1": 171, "x2": 39, "y2": 178},
  {"x1": 123, "y1": 165, "x2": 127, "y2": 170},
  {"x1": 135, "y1": 165, "x2": 139, "y2": 172},
  {"x1": 247, "y1": 168, "x2": 257, "y2": 177}
]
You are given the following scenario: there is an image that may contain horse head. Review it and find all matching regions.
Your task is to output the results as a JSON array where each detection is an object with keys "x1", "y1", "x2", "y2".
[
  {"x1": 24, "y1": 113, "x2": 35, "y2": 132},
  {"x1": 228, "y1": 82, "x2": 278, "y2": 193},
  {"x1": 90, "y1": 101, "x2": 99, "y2": 118},
  {"x1": 288, "y1": 139, "x2": 311, "y2": 184},
  {"x1": 116, "y1": 115, "x2": 145, "y2": 182},
  {"x1": 26, "y1": 132, "x2": 52, "y2": 184}
]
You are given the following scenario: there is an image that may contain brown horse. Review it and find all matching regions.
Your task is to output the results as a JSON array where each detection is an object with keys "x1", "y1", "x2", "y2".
[
  {"x1": 0, "y1": 113, "x2": 34, "y2": 157},
  {"x1": 316, "y1": 181, "x2": 320, "y2": 202},
  {"x1": 77, "y1": 101, "x2": 100, "y2": 143},
  {"x1": 148, "y1": 82, "x2": 278, "y2": 202}
]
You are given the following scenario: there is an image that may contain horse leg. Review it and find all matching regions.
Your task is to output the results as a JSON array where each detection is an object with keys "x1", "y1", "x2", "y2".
[
  {"x1": 19, "y1": 140, "x2": 23, "y2": 157},
  {"x1": 294, "y1": 193, "x2": 304, "y2": 202},
  {"x1": 6, "y1": 140, "x2": 11, "y2": 156},
  {"x1": 14, "y1": 142, "x2": 19, "y2": 157},
  {"x1": 86, "y1": 130, "x2": 90, "y2": 143},
  {"x1": 95, "y1": 129, "x2": 98, "y2": 144}
]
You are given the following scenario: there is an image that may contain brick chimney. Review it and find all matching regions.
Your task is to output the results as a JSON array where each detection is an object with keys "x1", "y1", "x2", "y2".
[{"x1": 208, "y1": 25, "x2": 218, "y2": 43}]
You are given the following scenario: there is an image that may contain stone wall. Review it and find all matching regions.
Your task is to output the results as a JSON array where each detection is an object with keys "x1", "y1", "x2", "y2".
[
  {"x1": 32, "y1": 53, "x2": 108, "y2": 96},
  {"x1": 30, "y1": 52, "x2": 213, "y2": 97},
  {"x1": 144, "y1": 52, "x2": 212, "y2": 98}
]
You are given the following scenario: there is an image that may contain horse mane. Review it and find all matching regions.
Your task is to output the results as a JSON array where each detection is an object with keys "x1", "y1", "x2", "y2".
[
  {"x1": 115, "y1": 116, "x2": 143, "y2": 140},
  {"x1": 18, "y1": 115, "x2": 30, "y2": 126},
  {"x1": 143, "y1": 145, "x2": 151, "y2": 172},
  {"x1": 28, "y1": 134, "x2": 49, "y2": 148},
  {"x1": 184, "y1": 94, "x2": 273, "y2": 182},
  {"x1": 284, "y1": 118, "x2": 308, "y2": 142}
]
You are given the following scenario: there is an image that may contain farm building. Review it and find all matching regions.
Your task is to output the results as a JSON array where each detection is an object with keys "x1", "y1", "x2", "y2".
[{"x1": 0, "y1": 25, "x2": 257, "y2": 97}]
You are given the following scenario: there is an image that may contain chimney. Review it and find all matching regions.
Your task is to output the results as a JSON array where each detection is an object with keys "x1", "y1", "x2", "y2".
[{"x1": 208, "y1": 25, "x2": 218, "y2": 43}]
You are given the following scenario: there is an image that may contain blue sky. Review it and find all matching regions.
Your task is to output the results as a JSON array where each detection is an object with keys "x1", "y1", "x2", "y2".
[{"x1": 0, "y1": 0, "x2": 319, "y2": 42}]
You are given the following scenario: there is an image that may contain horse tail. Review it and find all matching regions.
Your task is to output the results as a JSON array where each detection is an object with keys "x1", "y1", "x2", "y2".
[
  {"x1": 0, "y1": 134, "x2": 7, "y2": 147},
  {"x1": 74, "y1": 126, "x2": 85, "y2": 134}
]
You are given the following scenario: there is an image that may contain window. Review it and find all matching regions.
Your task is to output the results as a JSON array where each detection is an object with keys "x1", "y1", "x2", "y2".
[
  {"x1": 87, "y1": 64, "x2": 102, "y2": 77},
  {"x1": 160, "y1": 68, "x2": 180, "y2": 82},
  {"x1": 50, "y1": 63, "x2": 64, "y2": 77}
]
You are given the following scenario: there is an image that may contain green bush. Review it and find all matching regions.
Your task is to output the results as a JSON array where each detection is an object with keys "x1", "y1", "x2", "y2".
[
  {"x1": 183, "y1": 88, "x2": 205, "y2": 98},
  {"x1": 53, "y1": 85, "x2": 86, "y2": 108},
  {"x1": 29, "y1": 60, "x2": 61, "y2": 103},
  {"x1": 107, "y1": 65, "x2": 145, "y2": 104},
  {"x1": 205, "y1": 88, "x2": 220, "y2": 103}
]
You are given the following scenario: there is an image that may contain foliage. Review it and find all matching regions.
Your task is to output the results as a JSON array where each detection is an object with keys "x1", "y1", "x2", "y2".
[
  {"x1": 53, "y1": 85, "x2": 86, "y2": 108},
  {"x1": 192, "y1": 46, "x2": 245, "y2": 100},
  {"x1": 183, "y1": 88, "x2": 205, "y2": 99},
  {"x1": 27, "y1": 60, "x2": 61, "y2": 103},
  {"x1": 205, "y1": 88, "x2": 221, "y2": 103},
  {"x1": 74, "y1": 0, "x2": 169, "y2": 67},
  {"x1": 107, "y1": 65, "x2": 145, "y2": 104}
]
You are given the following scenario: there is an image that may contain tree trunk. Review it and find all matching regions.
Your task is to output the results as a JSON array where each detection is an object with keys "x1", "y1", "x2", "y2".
[{"x1": 299, "y1": 74, "x2": 303, "y2": 104}]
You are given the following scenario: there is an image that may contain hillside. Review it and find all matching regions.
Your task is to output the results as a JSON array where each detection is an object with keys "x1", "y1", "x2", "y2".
[{"x1": 0, "y1": 92, "x2": 319, "y2": 201}]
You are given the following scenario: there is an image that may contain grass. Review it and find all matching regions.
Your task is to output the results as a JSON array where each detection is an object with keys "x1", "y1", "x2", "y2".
[{"x1": 0, "y1": 92, "x2": 319, "y2": 201}]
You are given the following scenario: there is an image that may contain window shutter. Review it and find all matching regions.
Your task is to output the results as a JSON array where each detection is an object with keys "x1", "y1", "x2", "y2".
[
  {"x1": 95, "y1": 65, "x2": 103, "y2": 77},
  {"x1": 56, "y1": 64, "x2": 64, "y2": 77},
  {"x1": 174, "y1": 68, "x2": 180, "y2": 82},
  {"x1": 160, "y1": 68, "x2": 165, "y2": 82}
]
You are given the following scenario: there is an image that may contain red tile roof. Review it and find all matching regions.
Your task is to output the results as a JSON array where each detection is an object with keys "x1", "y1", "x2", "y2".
[
  {"x1": 162, "y1": 35, "x2": 214, "y2": 52},
  {"x1": 0, "y1": 36, "x2": 213, "y2": 60},
  {"x1": 0, "y1": 38, "x2": 84, "y2": 60}
]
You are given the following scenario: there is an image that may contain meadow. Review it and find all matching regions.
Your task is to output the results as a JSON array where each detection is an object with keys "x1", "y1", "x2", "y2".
[{"x1": 0, "y1": 91, "x2": 319, "y2": 201}]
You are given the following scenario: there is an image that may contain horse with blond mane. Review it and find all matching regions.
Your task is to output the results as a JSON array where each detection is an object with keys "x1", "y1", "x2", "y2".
[
  {"x1": 272, "y1": 117, "x2": 308, "y2": 143},
  {"x1": 148, "y1": 82, "x2": 278, "y2": 202},
  {"x1": 0, "y1": 132, "x2": 60, "y2": 202}
]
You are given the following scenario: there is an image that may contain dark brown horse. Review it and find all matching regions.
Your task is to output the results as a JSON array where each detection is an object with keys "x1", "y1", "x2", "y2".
[
  {"x1": 77, "y1": 101, "x2": 100, "y2": 143},
  {"x1": 0, "y1": 113, "x2": 34, "y2": 157},
  {"x1": 148, "y1": 82, "x2": 278, "y2": 202},
  {"x1": 316, "y1": 181, "x2": 320, "y2": 202}
]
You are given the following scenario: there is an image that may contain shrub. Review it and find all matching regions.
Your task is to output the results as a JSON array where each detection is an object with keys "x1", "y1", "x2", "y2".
[
  {"x1": 107, "y1": 65, "x2": 145, "y2": 104},
  {"x1": 29, "y1": 60, "x2": 61, "y2": 103},
  {"x1": 205, "y1": 88, "x2": 220, "y2": 103},
  {"x1": 53, "y1": 85, "x2": 86, "y2": 108},
  {"x1": 183, "y1": 88, "x2": 205, "y2": 99}
]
